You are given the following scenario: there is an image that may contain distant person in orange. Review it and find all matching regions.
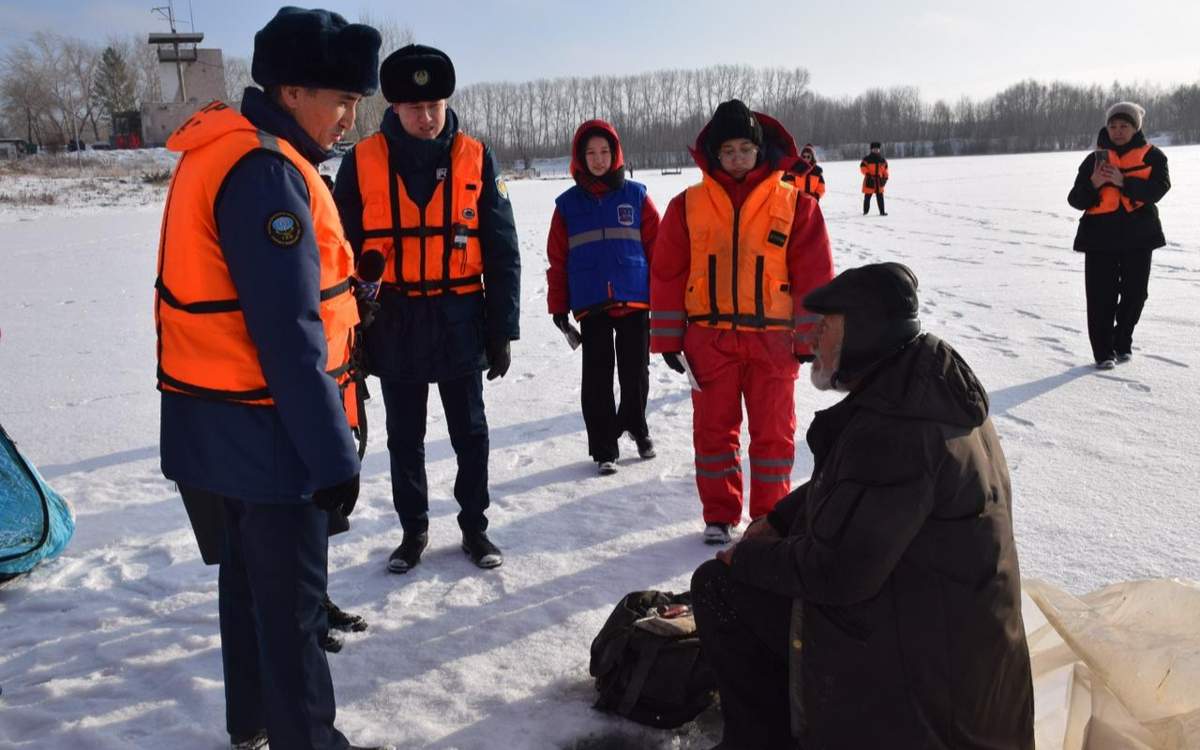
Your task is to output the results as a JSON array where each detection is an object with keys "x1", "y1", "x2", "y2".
[
  {"x1": 860, "y1": 141, "x2": 888, "y2": 215},
  {"x1": 1067, "y1": 101, "x2": 1170, "y2": 370},
  {"x1": 792, "y1": 143, "x2": 825, "y2": 201}
]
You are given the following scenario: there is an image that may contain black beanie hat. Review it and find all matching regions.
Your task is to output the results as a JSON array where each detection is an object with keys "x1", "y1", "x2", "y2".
[
  {"x1": 704, "y1": 99, "x2": 763, "y2": 155},
  {"x1": 252, "y1": 7, "x2": 381, "y2": 95},
  {"x1": 803, "y1": 262, "x2": 922, "y2": 382},
  {"x1": 869, "y1": 141, "x2": 882, "y2": 149},
  {"x1": 380, "y1": 44, "x2": 456, "y2": 103}
]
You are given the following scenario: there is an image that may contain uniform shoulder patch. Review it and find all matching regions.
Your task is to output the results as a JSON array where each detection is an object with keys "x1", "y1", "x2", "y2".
[
  {"x1": 495, "y1": 177, "x2": 509, "y2": 200},
  {"x1": 266, "y1": 211, "x2": 302, "y2": 247}
]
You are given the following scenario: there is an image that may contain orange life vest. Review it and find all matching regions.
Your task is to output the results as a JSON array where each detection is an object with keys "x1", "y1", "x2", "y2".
[
  {"x1": 860, "y1": 159, "x2": 888, "y2": 194},
  {"x1": 683, "y1": 172, "x2": 799, "y2": 331},
  {"x1": 155, "y1": 101, "x2": 359, "y2": 411},
  {"x1": 800, "y1": 171, "x2": 825, "y2": 201},
  {"x1": 354, "y1": 131, "x2": 486, "y2": 296},
  {"x1": 1086, "y1": 144, "x2": 1153, "y2": 215}
]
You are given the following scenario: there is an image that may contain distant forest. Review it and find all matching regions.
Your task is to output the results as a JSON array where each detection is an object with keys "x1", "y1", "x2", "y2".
[
  {"x1": 3, "y1": 27, "x2": 1197, "y2": 167},
  {"x1": 451, "y1": 65, "x2": 1200, "y2": 169}
]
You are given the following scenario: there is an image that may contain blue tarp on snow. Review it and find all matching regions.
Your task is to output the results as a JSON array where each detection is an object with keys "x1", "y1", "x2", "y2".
[{"x1": 0, "y1": 421, "x2": 74, "y2": 577}]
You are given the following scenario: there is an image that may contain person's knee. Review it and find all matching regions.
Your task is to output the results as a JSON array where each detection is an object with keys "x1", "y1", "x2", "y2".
[{"x1": 692, "y1": 559, "x2": 732, "y2": 617}]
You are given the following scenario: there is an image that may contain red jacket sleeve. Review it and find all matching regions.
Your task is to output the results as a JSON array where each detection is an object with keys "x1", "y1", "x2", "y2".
[
  {"x1": 640, "y1": 193, "x2": 660, "y2": 267},
  {"x1": 787, "y1": 195, "x2": 835, "y2": 356},
  {"x1": 648, "y1": 191, "x2": 690, "y2": 353},
  {"x1": 545, "y1": 207, "x2": 570, "y2": 315}
]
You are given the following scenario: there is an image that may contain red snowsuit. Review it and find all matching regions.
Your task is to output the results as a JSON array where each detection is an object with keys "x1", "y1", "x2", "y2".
[{"x1": 650, "y1": 113, "x2": 834, "y2": 524}]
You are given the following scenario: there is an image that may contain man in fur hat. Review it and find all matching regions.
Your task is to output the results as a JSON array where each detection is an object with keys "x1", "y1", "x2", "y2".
[
  {"x1": 155, "y1": 7, "x2": 391, "y2": 749},
  {"x1": 334, "y1": 44, "x2": 520, "y2": 575}
]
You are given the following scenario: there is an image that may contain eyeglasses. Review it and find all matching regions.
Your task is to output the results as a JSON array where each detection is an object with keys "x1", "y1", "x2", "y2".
[{"x1": 718, "y1": 144, "x2": 759, "y2": 160}]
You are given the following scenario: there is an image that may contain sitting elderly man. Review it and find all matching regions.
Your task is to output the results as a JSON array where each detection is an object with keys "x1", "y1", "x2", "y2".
[{"x1": 691, "y1": 262, "x2": 1034, "y2": 749}]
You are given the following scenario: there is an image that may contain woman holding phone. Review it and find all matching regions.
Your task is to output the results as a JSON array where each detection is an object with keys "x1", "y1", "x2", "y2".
[{"x1": 1068, "y1": 101, "x2": 1170, "y2": 369}]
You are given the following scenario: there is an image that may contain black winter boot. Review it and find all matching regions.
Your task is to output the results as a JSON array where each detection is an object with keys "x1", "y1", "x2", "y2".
[
  {"x1": 462, "y1": 530, "x2": 503, "y2": 569},
  {"x1": 387, "y1": 530, "x2": 429, "y2": 574},
  {"x1": 323, "y1": 595, "x2": 368, "y2": 632}
]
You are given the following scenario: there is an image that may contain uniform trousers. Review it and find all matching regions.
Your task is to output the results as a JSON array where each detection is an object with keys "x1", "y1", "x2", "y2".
[{"x1": 1084, "y1": 248, "x2": 1153, "y2": 362}]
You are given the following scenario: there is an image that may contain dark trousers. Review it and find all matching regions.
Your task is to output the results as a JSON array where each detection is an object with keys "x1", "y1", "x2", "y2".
[
  {"x1": 580, "y1": 310, "x2": 650, "y2": 462},
  {"x1": 380, "y1": 371, "x2": 490, "y2": 535},
  {"x1": 863, "y1": 192, "x2": 885, "y2": 215},
  {"x1": 218, "y1": 496, "x2": 346, "y2": 750},
  {"x1": 692, "y1": 559, "x2": 796, "y2": 749},
  {"x1": 1085, "y1": 249, "x2": 1153, "y2": 362}
]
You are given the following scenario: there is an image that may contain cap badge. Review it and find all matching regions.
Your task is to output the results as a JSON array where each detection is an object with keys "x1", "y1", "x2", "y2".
[{"x1": 414, "y1": 69, "x2": 430, "y2": 86}]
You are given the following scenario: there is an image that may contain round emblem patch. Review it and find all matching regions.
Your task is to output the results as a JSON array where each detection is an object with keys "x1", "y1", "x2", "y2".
[
  {"x1": 462, "y1": 207, "x2": 476, "y2": 220},
  {"x1": 413, "y1": 69, "x2": 430, "y2": 86},
  {"x1": 266, "y1": 211, "x2": 302, "y2": 247}
]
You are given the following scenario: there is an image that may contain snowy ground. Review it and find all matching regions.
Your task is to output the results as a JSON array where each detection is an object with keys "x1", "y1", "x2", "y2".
[{"x1": 1, "y1": 146, "x2": 1199, "y2": 748}]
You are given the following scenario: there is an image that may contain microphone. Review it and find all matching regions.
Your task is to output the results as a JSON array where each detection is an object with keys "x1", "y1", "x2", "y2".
[{"x1": 354, "y1": 250, "x2": 386, "y2": 300}]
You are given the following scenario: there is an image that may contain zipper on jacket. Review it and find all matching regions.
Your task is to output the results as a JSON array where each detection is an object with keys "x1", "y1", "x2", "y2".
[
  {"x1": 730, "y1": 204, "x2": 741, "y2": 330},
  {"x1": 419, "y1": 208, "x2": 427, "y2": 295}
]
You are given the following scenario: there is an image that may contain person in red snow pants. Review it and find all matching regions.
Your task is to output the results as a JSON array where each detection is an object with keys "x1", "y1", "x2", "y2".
[{"x1": 649, "y1": 99, "x2": 834, "y2": 542}]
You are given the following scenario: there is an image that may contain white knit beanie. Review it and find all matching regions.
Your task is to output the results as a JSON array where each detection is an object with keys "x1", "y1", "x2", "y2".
[{"x1": 1105, "y1": 101, "x2": 1145, "y2": 131}]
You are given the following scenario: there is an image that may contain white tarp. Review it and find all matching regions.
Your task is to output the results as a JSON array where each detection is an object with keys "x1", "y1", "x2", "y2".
[{"x1": 1027, "y1": 579, "x2": 1200, "y2": 750}]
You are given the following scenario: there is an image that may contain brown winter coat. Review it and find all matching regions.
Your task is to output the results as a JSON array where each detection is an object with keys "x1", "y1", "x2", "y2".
[{"x1": 730, "y1": 333, "x2": 1034, "y2": 749}]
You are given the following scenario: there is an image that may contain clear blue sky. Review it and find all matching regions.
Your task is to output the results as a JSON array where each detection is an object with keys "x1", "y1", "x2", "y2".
[{"x1": 2, "y1": 0, "x2": 1198, "y2": 101}]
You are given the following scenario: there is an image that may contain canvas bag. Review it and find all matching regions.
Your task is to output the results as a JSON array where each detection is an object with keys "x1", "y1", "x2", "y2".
[{"x1": 588, "y1": 590, "x2": 717, "y2": 729}]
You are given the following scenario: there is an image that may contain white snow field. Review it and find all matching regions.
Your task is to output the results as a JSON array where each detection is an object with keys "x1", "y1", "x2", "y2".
[{"x1": 2, "y1": 145, "x2": 1199, "y2": 748}]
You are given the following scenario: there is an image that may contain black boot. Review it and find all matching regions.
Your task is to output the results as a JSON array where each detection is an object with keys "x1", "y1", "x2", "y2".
[
  {"x1": 323, "y1": 595, "x2": 368, "y2": 632},
  {"x1": 387, "y1": 530, "x2": 429, "y2": 574},
  {"x1": 462, "y1": 530, "x2": 503, "y2": 569}
]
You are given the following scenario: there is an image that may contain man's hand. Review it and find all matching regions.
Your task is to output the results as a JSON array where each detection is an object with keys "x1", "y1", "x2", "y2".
[
  {"x1": 716, "y1": 544, "x2": 735, "y2": 566},
  {"x1": 486, "y1": 339, "x2": 511, "y2": 380},
  {"x1": 743, "y1": 516, "x2": 781, "y2": 541},
  {"x1": 662, "y1": 352, "x2": 686, "y2": 374},
  {"x1": 313, "y1": 473, "x2": 359, "y2": 516}
]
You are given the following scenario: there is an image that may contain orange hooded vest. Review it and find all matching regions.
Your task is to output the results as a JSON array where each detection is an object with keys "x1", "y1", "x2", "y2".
[
  {"x1": 683, "y1": 171, "x2": 800, "y2": 331},
  {"x1": 354, "y1": 131, "x2": 486, "y2": 296},
  {"x1": 1086, "y1": 144, "x2": 1153, "y2": 215},
  {"x1": 155, "y1": 100, "x2": 359, "y2": 408}
]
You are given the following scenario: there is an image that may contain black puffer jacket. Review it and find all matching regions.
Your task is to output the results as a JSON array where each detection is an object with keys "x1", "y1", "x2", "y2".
[
  {"x1": 731, "y1": 334, "x2": 1034, "y2": 749},
  {"x1": 1068, "y1": 128, "x2": 1170, "y2": 253}
]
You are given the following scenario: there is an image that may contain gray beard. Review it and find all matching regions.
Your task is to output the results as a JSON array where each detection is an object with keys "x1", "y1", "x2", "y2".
[{"x1": 810, "y1": 349, "x2": 846, "y2": 392}]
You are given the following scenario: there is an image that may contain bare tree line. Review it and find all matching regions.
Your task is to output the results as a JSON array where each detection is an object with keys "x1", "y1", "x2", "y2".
[
  {"x1": 449, "y1": 69, "x2": 1200, "y2": 168},
  {"x1": 4, "y1": 26, "x2": 1198, "y2": 164},
  {"x1": 0, "y1": 14, "x2": 413, "y2": 149}
]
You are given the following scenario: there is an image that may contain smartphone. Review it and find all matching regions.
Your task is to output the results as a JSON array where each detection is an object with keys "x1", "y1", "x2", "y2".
[{"x1": 1094, "y1": 149, "x2": 1108, "y2": 166}]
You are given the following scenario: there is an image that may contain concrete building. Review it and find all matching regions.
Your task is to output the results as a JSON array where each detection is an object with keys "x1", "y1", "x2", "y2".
[{"x1": 140, "y1": 33, "x2": 225, "y2": 146}]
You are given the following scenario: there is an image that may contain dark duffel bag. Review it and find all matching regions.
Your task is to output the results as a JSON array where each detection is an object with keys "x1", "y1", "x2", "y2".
[{"x1": 589, "y1": 590, "x2": 717, "y2": 729}]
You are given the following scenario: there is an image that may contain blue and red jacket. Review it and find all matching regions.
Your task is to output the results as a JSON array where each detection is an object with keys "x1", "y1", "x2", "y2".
[{"x1": 546, "y1": 120, "x2": 659, "y2": 319}]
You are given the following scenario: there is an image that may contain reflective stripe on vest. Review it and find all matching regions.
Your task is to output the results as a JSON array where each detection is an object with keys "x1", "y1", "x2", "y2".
[
  {"x1": 355, "y1": 131, "x2": 485, "y2": 296},
  {"x1": 1086, "y1": 145, "x2": 1152, "y2": 215},
  {"x1": 155, "y1": 101, "x2": 358, "y2": 407},
  {"x1": 683, "y1": 172, "x2": 799, "y2": 331},
  {"x1": 556, "y1": 181, "x2": 650, "y2": 316}
]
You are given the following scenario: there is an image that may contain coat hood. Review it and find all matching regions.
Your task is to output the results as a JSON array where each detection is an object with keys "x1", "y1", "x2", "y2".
[
  {"x1": 689, "y1": 110, "x2": 798, "y2": 176},
  {"x1": 166, "y1": 88, "x2": 332, "y2": 165},
  {"x1": 570, "y1": 119, "x2": 625, "y2": 182},
  {"x1": 849, "y1": 333, "x2": 989, "y2": 429}
]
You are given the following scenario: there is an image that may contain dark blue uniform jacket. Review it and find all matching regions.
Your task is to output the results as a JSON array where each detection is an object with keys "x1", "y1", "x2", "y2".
[
  {"x1": 333, "y1": 108, "x2": 521, "y2": 384},
  {"x1": 160, "y1": 88, "x2": 360, "y2": 503}
]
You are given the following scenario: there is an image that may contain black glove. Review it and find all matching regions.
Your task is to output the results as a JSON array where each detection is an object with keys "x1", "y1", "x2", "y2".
[
  {"x1": 486, "y1": 339, "x2": 511, "y2": 381},
  {"x1": 795, "y1": 353, "x2": 815, "y2": 364},
  {"x1": 552, "y1": 313, "x2": 570, "y2": 331},
  {"x1": 313, "y1": 473, "x2": 359, "y2": 516},
  {"x1": 662, "y1": 352, "x2": 686, "y2": 374}
]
